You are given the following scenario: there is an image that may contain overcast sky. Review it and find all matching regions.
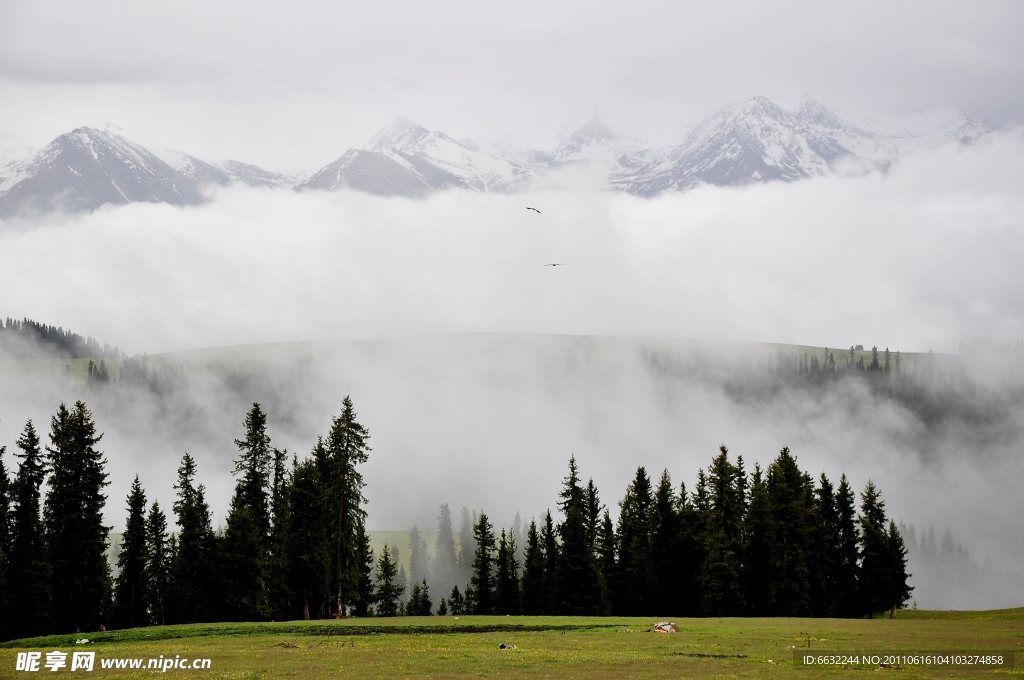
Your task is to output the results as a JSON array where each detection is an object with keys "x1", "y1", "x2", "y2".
[{"x1": 1, "y1": 0, "x2": 1023, "y2": 168}]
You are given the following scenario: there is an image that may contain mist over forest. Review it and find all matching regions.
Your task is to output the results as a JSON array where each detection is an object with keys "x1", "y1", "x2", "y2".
[{"x1": 3, "y1": 323, "x2": 1023, "y2": 611}]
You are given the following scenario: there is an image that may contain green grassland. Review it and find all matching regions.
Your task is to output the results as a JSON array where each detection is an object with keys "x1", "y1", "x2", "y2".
[{"x1": 3, "y1": 611, "x2": 1023, "y2": 678}]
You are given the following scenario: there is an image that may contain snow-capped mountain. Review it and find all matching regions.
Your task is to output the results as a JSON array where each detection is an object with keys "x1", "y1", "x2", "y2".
[
  {"x1": 0, "y1": 126, "x2": 293, "y2": 216},
  {"x1": 299, "y1": 117, "x2": 533, "y2": 196},
  {"x1": 617, "y1": 97, "x2": 855, "y2": 195},
  {"x1": 0, "y1": 98, "x2": 995, "y2": 215}
]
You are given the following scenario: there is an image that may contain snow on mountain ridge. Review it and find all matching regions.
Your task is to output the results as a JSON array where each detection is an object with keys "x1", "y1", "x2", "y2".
[{"x1": 0, "y1": 99, "x2": 997, "y2": 215}]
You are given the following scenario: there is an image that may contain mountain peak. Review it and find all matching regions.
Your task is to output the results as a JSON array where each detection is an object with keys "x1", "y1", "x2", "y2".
[{"x1": 366, "y1": 117, "x2": 431, "y2": 152}]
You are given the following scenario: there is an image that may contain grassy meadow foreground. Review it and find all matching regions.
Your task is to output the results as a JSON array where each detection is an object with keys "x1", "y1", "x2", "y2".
[{"x1": 3, "y1": 611, "x2": 1023, "y2": 679}]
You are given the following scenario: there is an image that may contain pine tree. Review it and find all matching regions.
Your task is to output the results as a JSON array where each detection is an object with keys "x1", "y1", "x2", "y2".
[
  {"x1": 286, "y1": 445, "x2": 331, "y2": 620},
  {"x1": 699, "y1": 446, "x2": 745, "y2": 616},
  {"x1": 494, "y1": 529, "x2": 521, "y2": 614},
  {"x1": 554, "y1": 457, "x2": 602, "y2": 615},
  {"x1": 616, "y1": 466, "x2": 655, "y2": 615},
  {"x1": 584, "y1": 479, "x2": 602, "y2": 555},
  {"x1": 811, "y1": 474, "x2": 840, "y2": 617},
  {"x1": 222, "y1": 403, "x2": 274, "y2": 621},
  {"x1": 764, "y1": 448, "x2": 812, "y2": 616},
  {"x1": 469, "y1": 512, "x2": 496, "y2": 614},
  {"x1": 374, "y1": 545, "x2": 403, "y2": 617},
  {"x1": 113, "y1": 476, "x2": 149, "y2": 629},
  {"x1": 520, "y1": 519, "x2": 544, "y2": 614},
  {"x1": 326, "y1": 396, "x2": 371, "y2": 618},
  {"x1": 171, "y1": 453, "x2": 215, "y2": 624},
  {"x1": 884, "y1": 521, "x2": 913, "y2": 618},
  {"x1": 44, "y1": 401, "x2": 112, "y2": 633},
  {"x1": 431, "y1": 504, "x2": 458, "y2": 600},
  {"x1": 447, "y1": 585, "x2": 465, "y2": 615},
  {"x1": 404, "y1": 578, "x2": 433, "y2": 616},
  {"x1": 675, "y1": 481, "x2": 701, "y2": 616},
  {"x1": 268, "y1": 447, "x2": 291, "y2": 620},
  {"x1": 858, "y1": 480, "x2": 889, "y2": 617},
  {"x1": 145, "y1": 502, "x2": 171, "y2": 626},
  {"x1": 833, "y1": 474, "x2": 860, "y2": 617},
  {"x1": 595, "y1": 510, "x2": 616, "y2": 614},
  {"x1": 540, "y1": 510, "x2": 557, "y2": 615},
  {"x1": 8, "y1": 420, "x2": 52, "y2": 637},
  {"x1": 742, "y1": 464, "x2": 771, "y2": 616},
  {"x1": 651, "y1": 469, "x2": 679, "y2": 615}
]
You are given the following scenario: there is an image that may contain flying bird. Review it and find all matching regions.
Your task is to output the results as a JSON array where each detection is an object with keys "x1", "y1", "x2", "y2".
[
  {"x1": 526, "y1": 207, "x2": 541, "y2": 213},
  {"x1": 543, "y1": 263, "x2": 565, "y2": 267}
]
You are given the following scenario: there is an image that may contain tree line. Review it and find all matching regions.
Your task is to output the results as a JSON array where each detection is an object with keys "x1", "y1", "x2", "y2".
[
  {"x1": 390, "y1": 450, "x2": 911, "y2": 621},
  {"x1": 0, "y1": 398, "x2": 911, "y2": 641},
  {"x1": 0, "y1": 318, "x2": 122, "y2": 359}
]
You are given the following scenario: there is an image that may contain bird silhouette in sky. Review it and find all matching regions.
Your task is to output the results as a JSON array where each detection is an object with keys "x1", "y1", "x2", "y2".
[
  {"x1": 543, "y1": 263, "x2": 565, "y2": 267},
  {"x1": 526, "y1": 207, "x2": 541, "y2": 213}
]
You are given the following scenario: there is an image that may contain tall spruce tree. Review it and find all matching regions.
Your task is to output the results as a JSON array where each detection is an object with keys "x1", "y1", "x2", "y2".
[
  {"x1": 554, "y1": 457, "x2": 602, "y2": 615},
  {"x1": 699, "y1": 446, "x2": 745, "y2": 616},
  {"x1": 595, "y1": 510, "x2": 617, "y2": 614},
  {"x1": 494, "y1": 529, "x2": 521, "y2": 614},
  {"x1": 857, "y1": 480, "x2": 890, "y2": 616},
  {"x1": 431, "y1": 504, "x2": 458, "y2": 600},
  {"x1": 742, "y1": 464, "x2": 771, "y2": 616},
  {"x1": 833, "y1": 474, "x2": 860, "y2": 617},
  {"x1": 884, "y1": 520, "x2": 913, "y2": 618},
  {"x1": 145, "y1": 502, "x2": 171, "y2": 626},
  {"x1": 469, "y1": 512, "x2": 496, "y2": 614},
  {"x1": 286, "y1": 445, "x2": 331, "y2": 619},
  {"x1": 171, "y1": 453, "x2": 215, "y2": 623},
  {"x1": 651, "y1": 469, "x2": 679, "y2": 615},
  {"x1": 764, "y1": 448, "x2": 813, "y2": 616},
  {"x1": 44, "y1": 401, "x2": 112, "y2": 633},
  {"x1": 540, "y1": 510, "x2": 557, "y2": 615},
  {"x1": 113, "y1": 476, "x2": 149, "y2": 629},
  {"x1": 675, "y1": 481, "x2": 701, "y2": 617},
  {"x1": 222, "y1": 403, "x2": 274, "y2": 621},
  {"x1": 615, "y1": 466, "x2": 655, "y2": 615},
  {"x1": 812, "y1": 474, "x2": 840, "y2": 616},
  {"x1": 268, "y1": 447, "x2": 291, "y2": 620},
  {"x1": 374, "y1": 545, "x2": 403, "y2": 617},
  {"x1": 326, "y1": 396, "x2": 371, "y2": 618},
  {"x1": 8, "y1": 420, "x2": 52, "y2": 637},
  {"x1": 521, "y1": 519, "x2": 544, "y2": 615}
]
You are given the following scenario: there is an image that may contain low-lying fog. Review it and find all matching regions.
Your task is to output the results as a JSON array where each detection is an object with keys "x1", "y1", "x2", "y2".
[{"x1": 2, "y1": 132, "x2": 1024, "y2": 609}]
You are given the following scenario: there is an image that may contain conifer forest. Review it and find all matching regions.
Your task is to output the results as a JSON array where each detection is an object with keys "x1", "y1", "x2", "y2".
[{"x1": 0, "y1": 393, "x2": 914, "y2": 641}]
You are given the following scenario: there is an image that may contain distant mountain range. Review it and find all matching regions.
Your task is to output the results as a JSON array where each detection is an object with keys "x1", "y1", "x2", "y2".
[{"x1": 0, "y1": 97, "x2": 992, "y2": 216}]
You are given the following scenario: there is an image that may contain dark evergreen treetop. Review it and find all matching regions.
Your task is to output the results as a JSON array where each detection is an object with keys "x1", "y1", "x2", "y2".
[
  {"x1": 374, "y1": 544, "x2": 403, "y2": 617},
  {"x1": 232, "y1": 403, "x2": 273, "y2": 537},
  {"x1": 469, "y1": 511, "x2": 496, "y2": 615},
  {"x1": 43, "y1": 401, "x2": 111, "y2": 633},
  {"x1": 113, "y1": 475, "x2": 148, "y2": 629},
  {"x1": 326, "y1": 396, "x2": 372, "y2": 618},
  {"x1": 8, "y1": 419, "x2": 51, "y2": 638}
]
